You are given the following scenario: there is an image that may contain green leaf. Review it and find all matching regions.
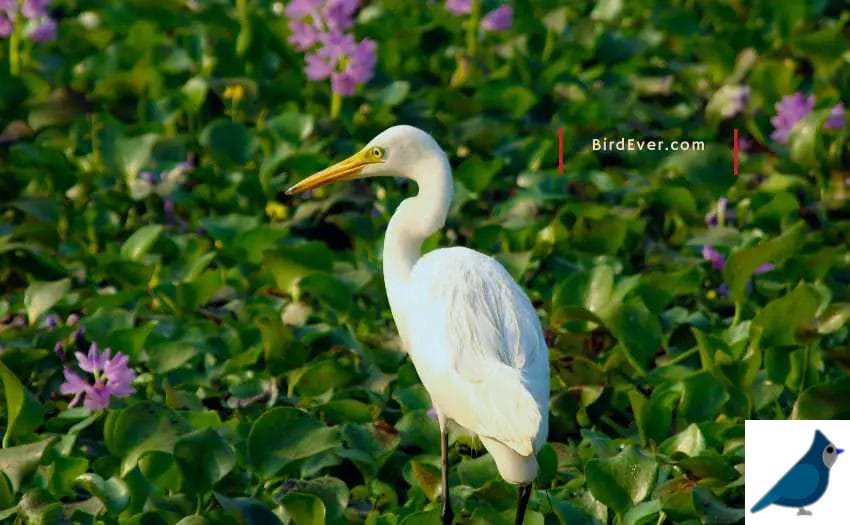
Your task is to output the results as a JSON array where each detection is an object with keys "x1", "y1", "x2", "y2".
[
  {"x1": 792, "y1": 378, "x2": 850, "y2": 419},
  {"x1": 679, "y1": 370, "x2": 728, "y2": 423},
  {"x1": 475, "y1": 85, "x2": 537, "y2": 118},
  {"x1": 623, "y1": 499, "x2": 661, "y2": 525},
  {"x1": 262, "y1": 242, "x2": 334, "y2": 293},
  {"x1": 692, "y1": 486, "x2": 743, "y2": 524},
  {"x1": 257, "y1": 316, "x2": 308, "y2": 374},
  {"x1": 138, "y1": 450, "x2": 182, "y2": 492},
  {"x1": 550, "y1": 497, "x2": 594, "y2": 525},
  {"x1": 74, "y1": 473, "x2": 130, "y2": 514},
  {"x1": 147, "y1": 341, "x2": 198, "y2": 373},
  {"x1": 0, "y1": 360, "x2": 44, "y2": 447},
  {"x1": 181, "y1": 77, "x2": 208, "y2": 114},
  {"x1": 266, "y1": 112, "x2": 314, "y2": 143},
  {"x1": 604, "y1": 297, "x2": 662, "y2": 369},
  {"x1": 121, "y1": 224, "x2": 164, "y2": 261},
  {"x1": 24, "y1": 277, "x2": 70, "y2": 324},
  {"x1": 175, "y1": 516, "x2": 209, "y2": 525},
  {"x1": 661, "y1": 423, "x2": 706, "y2": 457},
  {"x1": 173, "y1": 428, "x2": 236, "y2": 495},
  {"x1": 0, "y1": 438, "x2": 55, "y2": 492},
  {"x1": 409, "y1": 461, "x2": 440, "y2": 501},
  {"x1": 45, "y1": 456, "x2": 88, "y2": 497},
  {"x1": 215, "y1": 494, "x2": 283, "y2": 525},
  {"x1": 585, "y1": 446, "x2": 658, "y2": 515},
  {"x1": 114, "y1": 133, "x2": 158, "y2": 180},
  {"x1": 104, "y1": 402, "x2": 190, "y2": 475},
  {"x1": 723, "y1": 221, "x2": 806, "y2": 302},
  {"x1": 817, "y1": 303, "x2": 850, "y2": 334},
  {"x1": 457, "y1": 455, "x2": 499, "y2": 488},
  {"x1": 18, "y1": 488, "x2": 63, "y2": 525},
  {"x1": 280, "y1": 492, "x2": 326, "y2": 525},
  {"x1": 752, "y1": 283, "x2": 821, "y2": 348},
  {"x1": 398, "y1": 509, "x2": 440, "y2": 525},
  {"x1": 290, "y1": 358, "x2": 356, "y2": 397},
  {"x1": 278, "y1": 477, "x2": 349, "y2": 523},
  {"x1": 454, "y1": 156, "x2": 503, "y2": 194},
  {"x1": 247, "y1": 407, "x2": 341, "y2": 479},
  {"x1": 788, "y1": 109, "x2": 830, "y2": 167},
  {"x1": 200, "y1": 119, "x2": 254, "y2": 165}
]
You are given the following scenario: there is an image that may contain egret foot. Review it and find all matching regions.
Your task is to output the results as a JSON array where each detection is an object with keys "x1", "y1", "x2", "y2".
[
  {"x1": 440, "y1": 427, "x2": 453, "y2": 525},
  {"x1": 797, "y1": 508, "x2": 813, "y2": 516},
  {"x1": 514, "y1": 484, "x2": 532, "y2": 525}
]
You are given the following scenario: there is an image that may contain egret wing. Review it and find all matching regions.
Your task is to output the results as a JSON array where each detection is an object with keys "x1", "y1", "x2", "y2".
[
  {"x1": 750, "y1": 462, "x2": 819, "y2": 512},
  {"x1": 411, "y1": 247, "x2": 547, "y2": 456}
]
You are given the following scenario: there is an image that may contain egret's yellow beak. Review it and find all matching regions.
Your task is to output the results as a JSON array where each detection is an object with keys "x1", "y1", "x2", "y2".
[{"x1": 285, "y1": 147, "x2": 381, "y2": 195}]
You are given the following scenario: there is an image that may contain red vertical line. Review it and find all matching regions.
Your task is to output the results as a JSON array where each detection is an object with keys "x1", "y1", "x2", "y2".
[
  {"x1": 733, "y1": 128, "x2": 739, "y2": 176},
  {"x1": 558, "y1": 127, "x2": 564, "y2": 176}
]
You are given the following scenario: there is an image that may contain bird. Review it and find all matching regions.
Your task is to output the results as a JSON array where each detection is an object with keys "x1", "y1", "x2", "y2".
[
  {"x1": 750, "y1": 429, "x2": 843, "y2": 516},
  {"x1": 286, "y1": 125, "x2": 549, "y2": 525}
]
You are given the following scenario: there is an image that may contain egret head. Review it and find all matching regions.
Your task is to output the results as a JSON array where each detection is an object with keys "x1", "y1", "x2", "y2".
[{"x1": 285, "y1": 125, "x2": 446, "y2": 195}]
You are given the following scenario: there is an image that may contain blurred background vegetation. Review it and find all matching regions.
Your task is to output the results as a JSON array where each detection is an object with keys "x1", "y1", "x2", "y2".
[{"x1": 1, "y1": 0, "x2": 850, "y2": 523}]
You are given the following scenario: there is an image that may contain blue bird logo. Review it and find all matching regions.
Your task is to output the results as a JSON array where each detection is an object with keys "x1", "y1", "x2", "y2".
[{"x1": 751, "y1": 430, "x2": 843, "y2": 516}]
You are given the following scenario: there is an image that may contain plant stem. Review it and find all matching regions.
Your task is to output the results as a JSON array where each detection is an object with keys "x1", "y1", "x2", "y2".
[
  {"x1": 732, "y1": 300, "x2": 742, "y2": 327},
  {"x1": 9, "y1": 9, "x2": 21, "y2": 76},
  {"x1": 330, "y1": 91, "x2": 342, "y2": 119},
  {"x1": 466, "y1": 0, "x2": 480, "y2": 58}
]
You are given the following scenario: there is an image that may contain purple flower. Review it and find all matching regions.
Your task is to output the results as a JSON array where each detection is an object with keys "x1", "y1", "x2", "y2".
[
  {"x1": 66, "y1": 313, "x2": 80, "y2": 326},
  {"x1": 325, "y1": 0, "x2": 358, "y2": 32},
  {"x1": 288, "y1": 21, "x2": 321, "y2": 51},
  {"x1": 446, "y1": 0, "x2": 470, "y2": 15},
  {"x1": 770, "y1": 93, "x2": 815, "y2": 144},
  {"x1": 60, "y1": 343, "x2": 135, "y2": 410},
  {"x1": 825, "y1": 102, "x2": 845, "y2": 130},
  {"x1": 54, "y1": 341, "x2": 65, "y2": 361},
  {"x1": 46, "y1": 314, "x2": 58, "y2": 330},
  {"x1": 705, "y1": 198, "x2": 735, "y2": 228},
  {"x1": 284, "y1": 0, "x2": 375, "y2": 97},
  {"x1": 702, "y1": 245, "x2": 726, "y2": 271},
  {"x1": 754, "y1": 262, "x2": 775, "y2": 274},
  {"x1": 0, "y1": 15, "x2": 11, "y2": 38},
  {"x1": 427, "y1": 406, "x2": 438, "y2": 420},
  {"x1": 73, "y1": 327, "x2": 86, "y2": 349},
  {"x1": 481, "y1": 5, "x2": 512, "y2": 31},
  {"x1": 285, "y1": 0, "x2": 358, "y2": 50},
  {"x1": 22, "y1": 0, "x2": 49, "y2": 19},
  {"x1": 305, "y1": 32, "x2": 376, "y2": 95},
  {"x1": 717, "y1": 283, "x2": 729, "y2": 297},
  {"x1": 28, "y1": 17, "x2": 56, "y2": 42}
]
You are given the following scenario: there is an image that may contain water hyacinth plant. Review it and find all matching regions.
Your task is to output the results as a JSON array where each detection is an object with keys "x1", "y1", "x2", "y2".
[
  {"x1": 0, "y1": 0, "x2": 56, "y2": 74},
  {"x1": 444, "y1": 0, "x2": 513, "y2": 85},
  {"x1": 60, "y1": 343, "x2": 136, "y2": 410},
  {"x1": 284, "y1": 0, "x2": 376, "y2": 117},
  {"x1": 2, "y1": 1, "x2": 850, "y2": 523},
  {"x1": 770, "y1": 92, "x2": 845, "y2": 144}
]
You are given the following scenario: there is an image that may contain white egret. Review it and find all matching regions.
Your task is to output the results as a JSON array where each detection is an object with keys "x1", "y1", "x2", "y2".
[{"x1": 287, "y1": 125, "x2": 549, "y2": 525}]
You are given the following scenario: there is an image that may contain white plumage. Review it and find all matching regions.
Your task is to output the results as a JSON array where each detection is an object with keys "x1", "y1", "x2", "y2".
[
  {"x1": 287, "y1": 125, "x2": 549, "y2": 523},
  {"x1": 406, "y1": 247, "x2": 548, "y2": 480}
]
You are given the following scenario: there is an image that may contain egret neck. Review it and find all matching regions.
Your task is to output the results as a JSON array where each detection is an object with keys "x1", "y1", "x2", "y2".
[{"x1": 381, "y1": 153, "x2": 453, "y2": 348}]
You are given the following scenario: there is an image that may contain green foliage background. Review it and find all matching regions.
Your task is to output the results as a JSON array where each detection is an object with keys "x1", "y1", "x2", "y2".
[{"x1": 1, "y1": 0, "x2": 850, "y2": 523}]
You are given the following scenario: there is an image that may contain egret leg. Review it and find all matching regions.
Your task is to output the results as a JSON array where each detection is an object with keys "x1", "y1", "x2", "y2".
[
  {"x1": 440, "y1": 427, "x2": 453, "y2": 525},
  {"x1": 515, "y1": 484, "x2": 532, "y2": 525},
  {"x1": 797, "y1": 508, "x2": 812, "y2": 516}
]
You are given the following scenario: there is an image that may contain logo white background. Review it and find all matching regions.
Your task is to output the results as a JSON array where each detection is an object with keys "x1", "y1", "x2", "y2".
[{"x1": 746, "y1": 420, "x2": 850, "y2": 524}]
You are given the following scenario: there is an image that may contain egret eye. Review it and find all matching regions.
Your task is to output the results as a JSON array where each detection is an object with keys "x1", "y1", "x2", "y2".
[
  {"x1": 372, "y1": 147, "x2": 383, "y2": 159},
  {"x1": 828, "y1": 446, "x2": 835, "y2": 453}
]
